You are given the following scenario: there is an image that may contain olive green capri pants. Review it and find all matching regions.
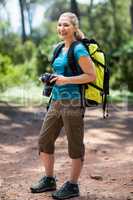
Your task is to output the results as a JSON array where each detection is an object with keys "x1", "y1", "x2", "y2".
[{"x1": 38, "y1": 99, "x2": 85, "y2": 160}]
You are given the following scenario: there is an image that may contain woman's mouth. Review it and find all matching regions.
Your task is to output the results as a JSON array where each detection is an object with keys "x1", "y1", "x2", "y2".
[{"x1": 59, "y1": 32, "x2": 67, "y2": 36}]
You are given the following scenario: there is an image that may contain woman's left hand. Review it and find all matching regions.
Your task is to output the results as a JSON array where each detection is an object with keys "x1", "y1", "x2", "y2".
[{"x1": 50, "y1": 75, "x2": 68, "y2": 85}]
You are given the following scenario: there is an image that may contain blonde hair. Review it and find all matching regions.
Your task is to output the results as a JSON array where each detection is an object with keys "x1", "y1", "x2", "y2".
[{"x1": 59, "y1": 12, "x2": 85, "y2": 40}]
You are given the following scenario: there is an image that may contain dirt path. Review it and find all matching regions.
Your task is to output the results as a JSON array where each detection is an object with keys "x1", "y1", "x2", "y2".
[{"x1": 0, "y1": 103, "x2": 133, "y2": 200}]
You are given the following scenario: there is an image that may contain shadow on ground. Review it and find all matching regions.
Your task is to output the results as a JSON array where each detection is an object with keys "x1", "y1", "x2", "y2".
[
  {"x1": 0, "y1": 103, "x2": 132, "y2": 147},
  {"x1": 0, "y1": 103, "x2": 133, "y2": 200}
]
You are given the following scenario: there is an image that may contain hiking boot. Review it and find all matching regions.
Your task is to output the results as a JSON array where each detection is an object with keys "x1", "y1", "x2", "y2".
[
  {"x1": 52, "y1": 181, "x2": 80, "y2": 199},
  {"x1": 30, "y1": 176, "x2": 56, "y2": 193}
]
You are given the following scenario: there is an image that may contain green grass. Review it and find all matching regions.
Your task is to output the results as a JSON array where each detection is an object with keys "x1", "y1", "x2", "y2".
[
  {"x1": 0, "y1": 83, "x2": 49, "y2": 107},
  {"x1": 0, "y1": 84, "x2": 133, "y2": 107},
  {"x1": 109, "y1": 89, "x2": 133, "y2": 104}
]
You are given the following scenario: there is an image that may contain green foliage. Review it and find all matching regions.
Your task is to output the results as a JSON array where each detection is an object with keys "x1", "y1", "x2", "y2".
[
  {"x1": 0, "y1": 53, "x2": 37, "y2": 91},
  {"x1": 0, "y1": 34, "x2": 36, "y2": 64},
  {"x1": 35, "y1": 27, "x2": 59, "y2": 75},
  {"x1": 0, "y1": 54, "x2": 15, "y2": 90},
  {"x1": 36, "y1": 47, "x2": 50, "y2": 75},
  {"x1": 0, "y1": 32, "x2": 38, "y2": 91},
  {"x1": 0, "y1": 33, "x2": 19, "y2": 60},
  {"x1": 45, "y1": 0, "x2": 69, "y2": 20},
  {"x1": 110, "y1": 38, "x2": 133, "y2": 91},
  {"x1": 13, "y1": 40, "x2": 36, "y2": 64},
  {"x1": 0, "y1": 0, "x2": 133, "y2": 95},
  {"x1": 0, "y1": 21, "x2": 11, "y2": 37}
]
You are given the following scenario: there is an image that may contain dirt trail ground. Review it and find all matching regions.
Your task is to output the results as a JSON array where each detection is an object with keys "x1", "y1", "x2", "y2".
[{"x1": 0, "y1": 103, "x2": 133, "y2": 200}]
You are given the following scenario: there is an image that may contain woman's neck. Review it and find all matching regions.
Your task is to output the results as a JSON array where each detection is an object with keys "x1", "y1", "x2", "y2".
[{"x1": 64, "y1": 37, "x2": 76, "y2": 48}]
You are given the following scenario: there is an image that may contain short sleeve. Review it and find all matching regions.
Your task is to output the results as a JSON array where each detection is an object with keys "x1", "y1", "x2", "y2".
[{"x1": 74, "y1": 43, "x2": 90, "y2": 62}]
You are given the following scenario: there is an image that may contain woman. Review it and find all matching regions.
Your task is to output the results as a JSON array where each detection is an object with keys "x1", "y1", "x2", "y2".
[{"x1": 30, "y1": 12, "x2": 96, "y2": 199}]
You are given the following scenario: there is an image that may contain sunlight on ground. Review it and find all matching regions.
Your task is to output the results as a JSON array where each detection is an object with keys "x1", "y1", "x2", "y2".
[{"x1": 1, "y1": 145, "x2": 28, "y2": 154}]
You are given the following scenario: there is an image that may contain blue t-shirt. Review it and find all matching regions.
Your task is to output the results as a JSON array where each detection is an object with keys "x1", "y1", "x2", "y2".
[{"x1": 52, "y1": 43, "x2": 90, "y2": 100}]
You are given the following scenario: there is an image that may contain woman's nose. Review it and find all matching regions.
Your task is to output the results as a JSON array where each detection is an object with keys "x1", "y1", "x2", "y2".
[{"x1": 60, "y1": 25, "x2": 65, "y2": 31}]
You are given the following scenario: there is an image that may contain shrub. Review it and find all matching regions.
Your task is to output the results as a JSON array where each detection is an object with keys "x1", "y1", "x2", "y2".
[{"x1": 0, "y1": 53, "x2": 37, "y2": 91}]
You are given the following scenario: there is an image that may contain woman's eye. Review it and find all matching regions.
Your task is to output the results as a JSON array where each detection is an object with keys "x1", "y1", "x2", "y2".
[
  {"x1": 64, "y1": 24, "x2": 69, "y2": 27},
  {"x1": 58, "y1": 23, "x2": 70, "y2": 27}
]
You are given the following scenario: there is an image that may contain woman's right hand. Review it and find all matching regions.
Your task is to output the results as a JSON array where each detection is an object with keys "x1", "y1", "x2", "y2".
[{"x1": 50, "y1": 75, "x2": 69, "y2": 85}]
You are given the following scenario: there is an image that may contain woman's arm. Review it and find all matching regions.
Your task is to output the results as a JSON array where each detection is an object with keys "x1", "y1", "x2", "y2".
[
  {"x1": 51, "y1": 56, "x2": 96, "y2": 85},
  {"x1": 67, "y1": 56, "x2": 96, "y2": 84}
]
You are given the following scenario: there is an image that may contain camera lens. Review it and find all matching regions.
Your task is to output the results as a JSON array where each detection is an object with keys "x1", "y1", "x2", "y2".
[
  {"x1": 43, "y1": 85, "x2": 53, "y2": 97},
  {"x1": 40, "y1": 73, "x2": 57, "y2": 97}
]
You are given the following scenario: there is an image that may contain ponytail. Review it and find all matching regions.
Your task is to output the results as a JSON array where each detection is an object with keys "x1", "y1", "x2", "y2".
[{"x1": 74, "y1": 28, "x2": 85, "y2": 40}]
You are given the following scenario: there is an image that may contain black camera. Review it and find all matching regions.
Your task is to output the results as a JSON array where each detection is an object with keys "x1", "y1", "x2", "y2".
[{"x1": 39, "y1": 73, "x2": 57, "y2": 97}]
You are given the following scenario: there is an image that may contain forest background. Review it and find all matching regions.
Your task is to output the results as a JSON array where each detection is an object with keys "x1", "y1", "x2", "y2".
[{"x1": 0, "y1": 0, "x2": 133, "y2": 106}]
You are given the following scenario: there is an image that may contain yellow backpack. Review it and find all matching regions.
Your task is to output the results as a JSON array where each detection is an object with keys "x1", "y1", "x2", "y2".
[
  {"x1": 51, "y1": 38, "x2": 110, "y2": 118},
  {"x1": 85, "y1": 41, "x2": 105, "y2": 104}
]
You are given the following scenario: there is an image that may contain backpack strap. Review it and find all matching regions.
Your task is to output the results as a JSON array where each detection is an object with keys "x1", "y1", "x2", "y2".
[
  {"x1": 67, "y1": 41, "x2": 82, "y2": 75},
  {"x1": 91, "y1": 57, "x2": 105, "y2": 68},
  {"x1": 46, "y1": 43, "x2": 64, "y2": 111},
  {"x1": 52, "y1": 41, "x2": 82, "y2": 73},
  {"x1": 67, "y1": 41, "x2": 85, "y2": 110},
  {"x1": 51, "y1": 43, "x2": 65, "y2": 65},
  {"x1": 103, "y1": 67, "x2": 110, "y2": 118}
]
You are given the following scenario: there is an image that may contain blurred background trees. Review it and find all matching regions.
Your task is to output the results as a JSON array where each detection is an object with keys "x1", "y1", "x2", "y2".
[{"x1": 0, "y1": 0, "x2": 133, "y2": 93}]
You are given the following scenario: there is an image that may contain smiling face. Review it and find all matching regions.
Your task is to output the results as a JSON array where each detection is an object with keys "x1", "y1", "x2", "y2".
[{"x1": 57, "y1": 16, "x2": 76, "y2": 41}]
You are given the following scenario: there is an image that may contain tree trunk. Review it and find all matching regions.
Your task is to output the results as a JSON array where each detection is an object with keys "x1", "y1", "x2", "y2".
[
  {"x1": 130, "y1": 0, "x2": 133, "y2": 34},
  {"x1": 88, "y1": 0, "x2": 94, "y2": 34},
  {"x1": 0, "y1": 1, "x2": 10, "y2": 26},
  {"x1": 110, "y1": 0, "x2": 121, "y2": 46},
  {"x1": 19, "y1": 0, "x2": 27, "y2": 43},
  {"x1": 25, "y1": 1, "x2": 33, "y2": 36},
  {"x1": 70, "y1": 0, "x2": 80, "y2": 22}
]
